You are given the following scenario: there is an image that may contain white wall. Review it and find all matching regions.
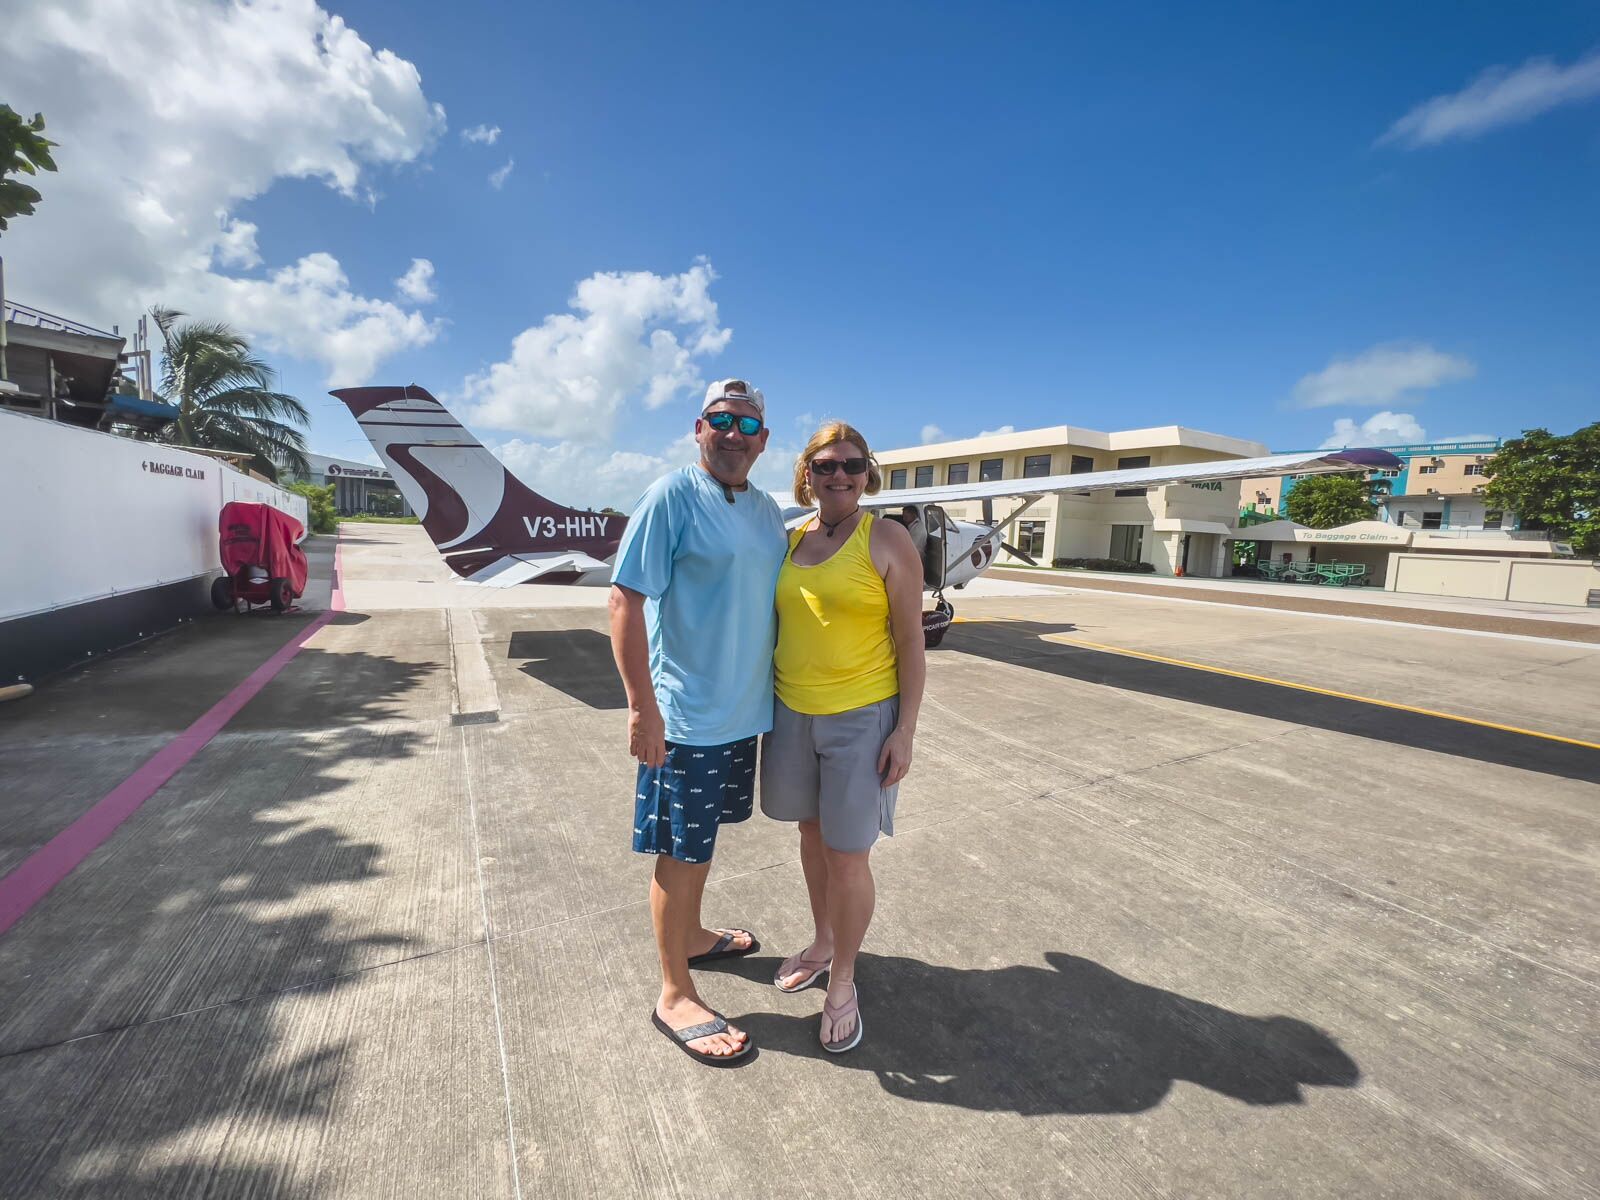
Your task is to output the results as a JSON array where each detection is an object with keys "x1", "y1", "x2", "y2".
[
  {"x1": 0, "y1": 411, "x2": 307, "y2": 621},
  {"x1": 1386, "y1": 553, "x2": 1599, "y2": 607}
]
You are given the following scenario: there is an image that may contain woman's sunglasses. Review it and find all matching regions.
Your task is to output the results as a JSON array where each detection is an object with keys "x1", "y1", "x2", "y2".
[
  {"x1": 809, "y1": 457, "x2": 869, "y2": 476},
  {"x1": 705, "y1": 411, "x2": 764, "y2": 436}
]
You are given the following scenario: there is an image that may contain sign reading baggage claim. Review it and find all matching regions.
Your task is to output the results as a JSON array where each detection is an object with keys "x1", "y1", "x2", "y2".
[
  {"x1": 1299, "y1": 527, "x2": 1410, "y2": 544},
  {"x1": 142, "y1": 460, "x2": 206, "y2": 480}
]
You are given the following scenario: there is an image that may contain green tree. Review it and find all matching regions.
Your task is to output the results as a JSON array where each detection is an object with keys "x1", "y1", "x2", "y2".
[
  {"x1": 1483, "y1": 423, "x2": 1600, "y2": 558},
  {"x1": 286, "y1": 481, "x2": 337, "y2": 534},
  {"x1": 152, "y1": 306, "x2": 310, "y2": 480},
  {"x1": 0, "y1": 106, "x2": 57, "y2": 233},
  {"x1": 1283, "y1": 473, "x2": 1377, "y2": 528}
]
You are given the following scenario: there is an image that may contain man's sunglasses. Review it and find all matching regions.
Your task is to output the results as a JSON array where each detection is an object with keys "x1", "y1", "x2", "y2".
[
  {"x1": 809, "y1": 457, "x2": 870, "y2": 476},
  {"x1": 704, "y1": 411, "x2": 764, "y2": 436}
]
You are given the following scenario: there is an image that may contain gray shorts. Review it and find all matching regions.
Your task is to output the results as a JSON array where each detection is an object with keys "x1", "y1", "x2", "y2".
[{"x1": 760, "y1": 696, "x2": 899, "y2": 853}]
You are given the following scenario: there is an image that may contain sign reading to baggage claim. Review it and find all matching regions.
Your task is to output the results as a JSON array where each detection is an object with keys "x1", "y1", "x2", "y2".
[
  {"x1": 142, "y1": 460, "x2": 206, "y2": 480},
  {"x1": 1298, "y1": 528, "x2": 1410, "y2": 544}
]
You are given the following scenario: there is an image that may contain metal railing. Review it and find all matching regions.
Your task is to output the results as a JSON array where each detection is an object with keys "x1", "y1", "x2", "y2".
[
  {"x1": 1406, "y1": 528, "x2": 1550, "y2": 539},
  {"x1": 2, "y1": 300, "x2": 119, "y2": 339}
]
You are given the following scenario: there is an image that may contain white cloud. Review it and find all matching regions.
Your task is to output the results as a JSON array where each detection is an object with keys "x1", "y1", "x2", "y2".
[
  {"x1": 1292, "y1": 342, "x2": 1475, "y2": 408},
  {"x1": 184, "y1": 252, "x2": 439, "y2": 385},
  {"x1": 458, "y1": 259, "x2": 731, "y2": 441},
  {"x1": 215, "y1": 218, "x2": 262, "y2": 269},
  {"x1": 979, "y1": 424, "x2": 1015, "y2": 437},
  {"x1": 1379, "y1": 50, "x2": 1600, "y2": 148},
  {"x1": 395, "y1": 257, "x2": 436, "y2": 303},
  {"x1": 0, "y1": 0, "x2": 445, "y2": 383},
  {"x1": 1319, "y1": 411, "x2": 1426, "y2": 448},
  {"x1": 496, "y1": 438, "x2": 680, "y2": 511},
  {"x1": 489, "y1": 158, "x2": 515, "y2": 189},
  {"x1": 920, "y1": 424, "x2": 947, "y2": 444},
  {"x1": 461, "y1": 124, "x2": 501, "y2": 145}
]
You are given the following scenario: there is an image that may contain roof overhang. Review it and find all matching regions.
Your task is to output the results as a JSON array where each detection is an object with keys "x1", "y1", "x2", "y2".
[
  {"x1": 1153, "y1": 518, "x2": 1234, "y2": 536},
  {"x1": 1230, "y1": 519, "x2": 1413, "y2": 546}
]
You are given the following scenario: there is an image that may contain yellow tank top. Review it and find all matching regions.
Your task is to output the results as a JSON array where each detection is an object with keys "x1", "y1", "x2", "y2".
[{"x1": 774, "y1": 511, "x2": 900, "y2": 716}]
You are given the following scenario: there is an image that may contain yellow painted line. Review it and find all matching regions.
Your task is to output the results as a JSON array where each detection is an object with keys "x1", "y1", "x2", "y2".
[{"x1": 1037, "y1": 634, "x2": 1600, "y2": 751}]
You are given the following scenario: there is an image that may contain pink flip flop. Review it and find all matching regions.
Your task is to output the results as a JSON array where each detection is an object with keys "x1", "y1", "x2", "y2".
[
  {"x1": 774, "y1": 952, "x2": 832, "y2": 993},
  {"x1": 822, "y1": 982, "x2": 863, "y2": 1053}
]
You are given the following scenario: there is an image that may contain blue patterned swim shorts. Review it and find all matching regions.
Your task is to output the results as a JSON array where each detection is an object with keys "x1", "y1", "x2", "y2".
[{"x1": 632, "y1": 736, "x2": 757, "y2": 864}]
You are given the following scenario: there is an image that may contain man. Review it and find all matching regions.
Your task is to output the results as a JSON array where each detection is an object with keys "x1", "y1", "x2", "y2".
[{"x1": 608, "y1": 378, "x2": 788, "y2": 1065}]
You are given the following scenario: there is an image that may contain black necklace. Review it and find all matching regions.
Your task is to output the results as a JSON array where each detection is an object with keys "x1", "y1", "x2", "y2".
[{"x1": 820, "y1": 507, "x2": 859, "y2": 538}]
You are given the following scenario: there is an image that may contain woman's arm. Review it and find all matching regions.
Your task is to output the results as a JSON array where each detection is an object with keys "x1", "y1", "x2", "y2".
[{"x1": 873, "y1": 518, "x2": 927, "y2": 786}]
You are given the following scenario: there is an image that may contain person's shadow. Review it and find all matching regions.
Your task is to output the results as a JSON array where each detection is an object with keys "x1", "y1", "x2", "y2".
[{"x1": 735, "y1": 952, "x2": 1359, "y2": 1114}]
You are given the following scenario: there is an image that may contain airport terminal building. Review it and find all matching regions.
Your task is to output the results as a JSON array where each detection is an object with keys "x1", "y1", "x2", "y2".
[
  {"x1": 288, "y1": 453, "x2": 414, "y2": 518},
  {"x1": 877, "y1": 424, "x2": 1268, "y2": 578}
]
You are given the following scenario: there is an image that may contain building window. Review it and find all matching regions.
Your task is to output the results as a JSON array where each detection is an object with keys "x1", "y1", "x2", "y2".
[
  {"x1": 1023, "y1": 454, "x2": 1051, "y2": 478},
  {"x1": 947, "y1": 462, "x2": 969, "y2": 485},
  {"x1": 1418, "y1": 465, "x2": 1439, "y2": 475},
  {"x1": 1484, "y1": 509, "x2": 1503, "y2": 530},
  {"x1": 1071, "y1": 455, "x2": 1095, "y2": 474},
  {"x1": 889, "y1": 468, "x2": 906, "y2": 489},
  {"x1": 980, "y1": 458, "x2": 1003, "y2": 482},
  {"x1": 1421, "y1": 512, "x2": 1443, "y2": 529},
  {"x1": 1464, "y1": 464, "x2": 1486, "y2": 476},
  {"x1": 1109, "y1": 524, "x2": 1144, "y2": 562},
  {"x1": 1115, "y1": 455, "x2": 1151, "y2": 497},
  {"x1": 915, "y1": 465, "x2": 934, "y2": 488},
  {"x1": 1016, "y1": 520, "x2": 1046, "y2": 559}
]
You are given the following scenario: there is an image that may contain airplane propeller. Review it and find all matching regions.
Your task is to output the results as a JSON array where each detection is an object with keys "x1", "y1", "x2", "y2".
[{"x1": 1001, "y1": 542, "x2": 1037, "y2": 566}]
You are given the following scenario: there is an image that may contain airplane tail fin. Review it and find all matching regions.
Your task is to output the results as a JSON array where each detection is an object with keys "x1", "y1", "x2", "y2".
[{"x1": 330, "y1": 385, "x2": 620, "y2": 578}]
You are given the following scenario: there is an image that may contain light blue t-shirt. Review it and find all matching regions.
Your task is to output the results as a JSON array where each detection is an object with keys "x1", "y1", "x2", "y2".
[{"x1": 612, "y1": 464, "x2": 788, "y2": 746}]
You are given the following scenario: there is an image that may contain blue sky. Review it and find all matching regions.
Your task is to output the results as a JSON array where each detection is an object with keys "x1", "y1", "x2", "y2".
[{"x1": 6, "y1": 1, "x2": 1597, "y2": 506}]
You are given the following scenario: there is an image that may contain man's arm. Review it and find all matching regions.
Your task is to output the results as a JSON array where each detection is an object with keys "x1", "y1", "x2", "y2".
[{"x1": 608, "y1": 584, "x2": 666, "y2": 767}]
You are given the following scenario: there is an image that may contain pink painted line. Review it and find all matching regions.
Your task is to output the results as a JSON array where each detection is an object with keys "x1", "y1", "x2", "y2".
[{"x1": 0, "y1": 530, "x2": 345, "y2": 937}]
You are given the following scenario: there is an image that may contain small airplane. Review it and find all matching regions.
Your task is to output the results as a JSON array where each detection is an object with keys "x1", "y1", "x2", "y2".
[{"x1": 331, "y1": 385, "x2": 1402, "y2": 614}]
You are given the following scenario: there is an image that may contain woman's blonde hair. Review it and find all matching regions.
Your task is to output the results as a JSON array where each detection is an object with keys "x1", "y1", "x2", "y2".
[{"x1": 792, "y1": 420, "x2": 884, "y2": 506}]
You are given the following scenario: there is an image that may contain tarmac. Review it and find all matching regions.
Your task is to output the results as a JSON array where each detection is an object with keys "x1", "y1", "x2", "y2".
[{"x1": 1, "y1": 523, "x2": 1597, "y2": 1198}]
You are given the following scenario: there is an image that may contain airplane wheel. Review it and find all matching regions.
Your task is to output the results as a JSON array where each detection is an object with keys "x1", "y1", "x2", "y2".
[
  {"x1": 269, "y1": 578, "x2": 291, "y2": 612},
  {"x1": 210, "y1": 577, "x2": 235, "y2": 610}
]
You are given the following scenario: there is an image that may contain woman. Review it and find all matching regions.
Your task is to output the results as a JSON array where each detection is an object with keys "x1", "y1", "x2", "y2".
[{"x1": 761, "y1": 420, "x2": 926, "y2": 1053}]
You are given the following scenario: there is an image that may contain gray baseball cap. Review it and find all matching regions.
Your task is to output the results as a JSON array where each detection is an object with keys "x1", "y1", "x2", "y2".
[{"x1": 701, "y1": 378, "x2": 765, "y2": 417}]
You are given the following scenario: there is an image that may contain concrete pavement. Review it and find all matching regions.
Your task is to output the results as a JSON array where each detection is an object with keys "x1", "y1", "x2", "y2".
[{"x1": 0, "y1": 523, "x2": 1595, "y2": 1197}]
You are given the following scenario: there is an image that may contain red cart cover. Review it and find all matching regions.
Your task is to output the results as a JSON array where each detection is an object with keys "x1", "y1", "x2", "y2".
[{"x1": 218, "y1": 502, "x2": 308, "y2": 596}]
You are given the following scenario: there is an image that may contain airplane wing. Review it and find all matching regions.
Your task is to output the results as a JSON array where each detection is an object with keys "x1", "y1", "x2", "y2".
[
  {"x1": 862, "y1": 448, "x2": 1402, "y2": 509},
  {"x1": 465, "y1": 550, "x2": 613, "y2": 587}
]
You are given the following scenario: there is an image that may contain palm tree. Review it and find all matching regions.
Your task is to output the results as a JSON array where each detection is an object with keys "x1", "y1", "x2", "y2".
[{"x1": 152, "y1": 306, "x2": 310, "y2": 480}]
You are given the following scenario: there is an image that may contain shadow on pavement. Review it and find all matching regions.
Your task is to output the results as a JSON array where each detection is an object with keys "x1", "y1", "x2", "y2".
[
  {"x1": 949, "y1": 620, "x2": 1600, "y2": 784},
  {"x1": 738, "y1": 952, "x2": 1359, "y2": 1114},
  {"x1": 0, "y1": 643, "x2": 434, "y2": 1198},
  {"x1": 508, "y1": 628, "x2": 626, "y2": 709}
]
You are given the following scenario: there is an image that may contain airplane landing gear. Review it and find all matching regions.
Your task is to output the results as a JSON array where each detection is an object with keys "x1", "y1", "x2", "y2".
[{"x1": 922, "y1": 590, "x2": 955, "y2": 648}]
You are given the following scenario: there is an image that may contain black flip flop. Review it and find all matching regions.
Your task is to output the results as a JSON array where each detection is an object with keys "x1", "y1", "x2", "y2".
[
  {"x1": 651, "y1": 1010, "x2": 753, "y2": 1067},
  {"x1": 687, "y1": 928, "x2": 760, "y2": 966}
]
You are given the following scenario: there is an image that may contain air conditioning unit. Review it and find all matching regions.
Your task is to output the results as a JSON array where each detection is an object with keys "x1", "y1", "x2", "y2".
[
  {"x1": 1471, "y1": 486, "x2": 1484, "y2": 494},
  {"x1": 1425, "y1": 487, "x2": 1439, "y2": 495}
]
